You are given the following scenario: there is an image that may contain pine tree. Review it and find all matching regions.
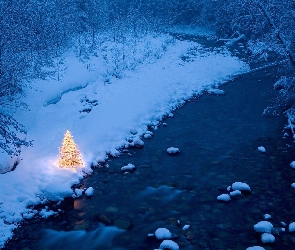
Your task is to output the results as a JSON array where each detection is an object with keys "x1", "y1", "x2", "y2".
[{"x1": 58, "y1": 130, "x2": 84, "y2": 168}]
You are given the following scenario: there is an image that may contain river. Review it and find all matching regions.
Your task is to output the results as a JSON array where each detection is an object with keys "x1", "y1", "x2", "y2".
[{"x1": 4, "y1": 40, "x2": 295, "y2": 250}]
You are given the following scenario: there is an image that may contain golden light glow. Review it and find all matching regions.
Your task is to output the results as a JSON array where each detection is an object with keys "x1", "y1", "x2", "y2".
[{"x1": 58, "y1": 130, "x2": 84, "y2": 168}]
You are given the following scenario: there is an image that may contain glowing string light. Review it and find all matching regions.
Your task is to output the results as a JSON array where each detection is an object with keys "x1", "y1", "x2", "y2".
[{"x1": 58, "y1": 130, "x2": 84, "y2": 168}]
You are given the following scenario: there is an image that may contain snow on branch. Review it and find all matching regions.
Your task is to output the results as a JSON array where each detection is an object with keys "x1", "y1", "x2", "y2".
[
  {"x1": 254, "y1": 0, "x2": 295, "y2": 67},
  {"x1": 0, "y1": 113, "x2": 31, "y2": 156}
]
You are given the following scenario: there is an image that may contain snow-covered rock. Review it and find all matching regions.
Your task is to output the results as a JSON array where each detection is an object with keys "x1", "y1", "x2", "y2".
[
  {"x1": 159, "y1": 240, "x2": 179, "y2": 250},
  {"x1": 208, "y1": 89, "x2": 225, "y2": 95},
  {"x1": 155, "y1": 228, "x2": 172, "y2": 240},
  {"x1": 281, "y1": 221, "x2": 287, "y2": 227},
  {"x1": 121, "y1": 163, "x2": 136, "y2": 172},
  {"x1": 74, "y1": 188, "x2": 83, "y2": 197},
  {"x1": 290, "y1": 161, "x2": 295, "y2": 168},
  {"x1": 229, "y1": 190, "x2": 241, "y2": 196},
  {"x1": 254, "y1": 221, "x2": 273, "y2": 233},
  {"x1": 264, "y1": 214, "x2": 271, "y2": 220},
  {"x1": 291, "y1": 183, "x2": 295, "y2": 188},
  {"x1": 143, "y1": 133, "x2": 153, "y2": 139},
  {"x1": 232, "y1": 182, "x2": 251, "y2": 191},
  {"x1": 246, "y1": 247, "x2": 265, "y2": 250},
  {"x1": 261, "y1": 233, "x2": 275, "y2": 243},
  {"x1": 85, "y1": 187, "x2": 94, "y2": 197},
  {"x1": 258, "y1": 146, "x2": 266, "y2": 152},
  {"x1": 217, "y1": 194, "x2": 231, "y2": 201},
  {"x1": 289, "y1": 222, "x2": 295, "y2": 232},
  {"x1": 182, "y1": 225, "x2": 190, "y2": 230},
  {"x1": 166, "y1": 147, "x2": 180, "y2": 154}
]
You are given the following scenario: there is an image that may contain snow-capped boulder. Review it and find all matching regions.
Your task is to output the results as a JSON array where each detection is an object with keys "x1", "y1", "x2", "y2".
[
  {"x1": 289, "y1": 222, "x2": 295, "y2": 232},
  {"x1": 182, "y1": 225, "x2": 190, "y2": 230},
  {"x1": 291, "y1": 183, "x2": 295, "y2": 188},
  {"x1": 217, "y1": 194, "x2": 231, "y2": 201},
  {"x1": 231, "y1": 182, "x2": 251, "y2": 195},
  {"x1": 155, "y1": 228, "x2": 172, "y2": 240},
  {"x1": 159, "y1": 240, "x2": 179, "y2": 250},
  {"x1": 264, "y1": 214, "x2": 271, "y2": 220},
  {"x1": 167, "y1": 147, "x2": 180, "y2": 155},
  {"x1": 85, "y1": 187, "x2": 94, "y2": 197},
  {"x1": 246, "y1": 247, "x2": 265, "y2": 250},
  {"x1": 261, "y1": 233, "x2": 275, "y2": 243},
  {"x1": 281, "y1": 221, "x2": 287, "y2": 227},
  {"x1": 74, "y1": 188, "x2": 83, "y2": 197},
  {"x1": 290, "y1": 161, "x2": 295, "y2": 168},
  {"x1": 229, "y1": 190, "x2": 241, "y2": 196},
  {"x1": 254, "y1": 221, "x2": 273, "y2": 233},
  {"x1": 121, "y1": 163, "x2": 136, "y2": 172},
  {"x1": 258, "y1": 146, "x2": 266, "y2": 152}
]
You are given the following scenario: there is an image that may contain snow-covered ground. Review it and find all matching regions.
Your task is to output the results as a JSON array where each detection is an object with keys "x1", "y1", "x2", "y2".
[{"x1": 0, "y1": 29, "x2": 249, "y2": 247}]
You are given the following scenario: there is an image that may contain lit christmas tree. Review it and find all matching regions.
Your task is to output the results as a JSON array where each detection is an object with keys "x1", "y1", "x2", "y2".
[{"x1": 58, "y1": 130, "x2": 84, "y2": 168}]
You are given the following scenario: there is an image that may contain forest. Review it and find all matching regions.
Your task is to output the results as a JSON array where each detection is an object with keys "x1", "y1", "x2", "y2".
[{"x1": 1, "y1": 0, "x2": 295, "y2": 155}]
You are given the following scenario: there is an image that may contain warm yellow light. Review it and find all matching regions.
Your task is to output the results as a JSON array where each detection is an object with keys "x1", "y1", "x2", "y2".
[{"x1": 58, "y1": 130, "x2": 84, "y2": 168}]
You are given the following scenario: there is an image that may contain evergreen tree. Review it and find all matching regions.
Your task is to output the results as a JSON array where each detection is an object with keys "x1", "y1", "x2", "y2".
[{"x1": 58, "y1": 130, "x2": 84, "y2": 168}]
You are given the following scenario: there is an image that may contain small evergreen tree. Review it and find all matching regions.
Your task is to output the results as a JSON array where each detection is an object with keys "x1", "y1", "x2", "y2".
[{"x1": 58, "y1": 130, "x2": 84, "y2": 168}]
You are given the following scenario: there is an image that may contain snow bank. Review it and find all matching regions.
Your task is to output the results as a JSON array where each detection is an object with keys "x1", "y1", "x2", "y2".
[
  {"x1": 0, "y1": 152, "x2": 18, "y2": 174},
  {"x1": 0, "y1": 31, "x2": 249, "y2": 247}
]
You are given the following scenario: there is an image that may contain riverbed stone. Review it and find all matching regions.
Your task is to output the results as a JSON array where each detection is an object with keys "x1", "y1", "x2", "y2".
[
  {"x1": 105, "y1": 206, "x2": 118, "y2": 213},
  {"x1": 99, "y1": 214, "x2": 111, "y2": 224},
  {"x1": 114, "y1": 219, "x2": 132, "y2": 230}
]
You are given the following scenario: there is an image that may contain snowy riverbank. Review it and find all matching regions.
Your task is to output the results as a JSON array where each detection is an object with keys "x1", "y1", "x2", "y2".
[{"x1": 0, "y1": 30, "x2": 249, "y2": 247}]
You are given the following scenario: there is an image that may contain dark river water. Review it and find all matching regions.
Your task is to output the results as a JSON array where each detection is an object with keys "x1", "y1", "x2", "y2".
[{"x1": 4, "y1": 43, "x2": 295, "y2": 250}]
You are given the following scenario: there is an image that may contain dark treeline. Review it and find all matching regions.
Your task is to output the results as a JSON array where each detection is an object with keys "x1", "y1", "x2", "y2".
[{"x1": 1, "y1": 0, "x2": 295, "y2": 155}]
